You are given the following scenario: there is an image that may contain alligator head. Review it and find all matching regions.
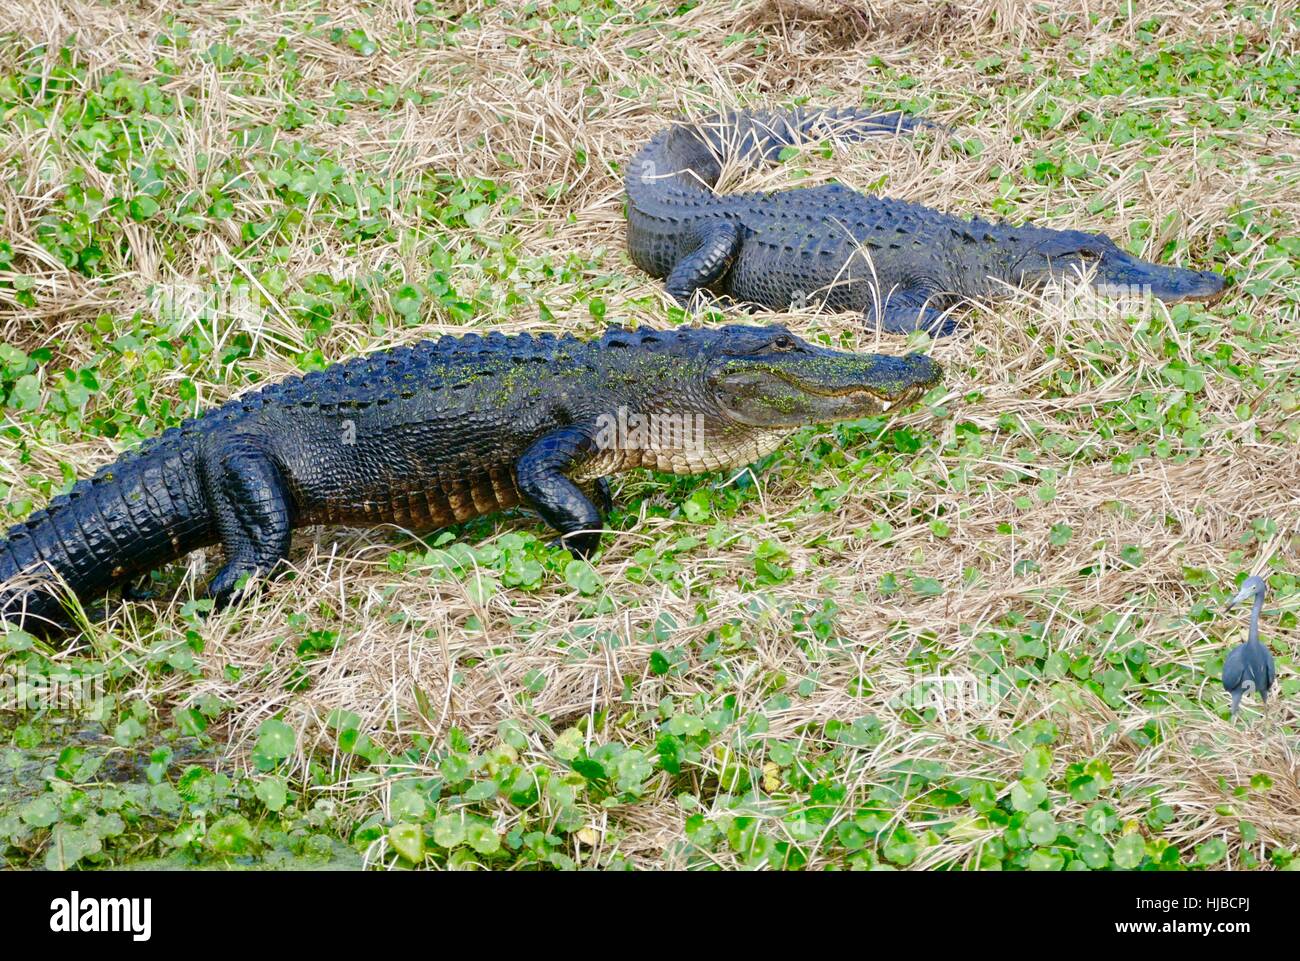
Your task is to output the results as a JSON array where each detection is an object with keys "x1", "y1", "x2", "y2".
[
  {"x1": 706, "y1": 325, "x2": 942, "y2": 431},
  {"x1": 594, "y1": 324, "x2": 942, "y2": 476},
  {"x1": 1011, "y1": 228, "x2": 1224, "y2": 304}
]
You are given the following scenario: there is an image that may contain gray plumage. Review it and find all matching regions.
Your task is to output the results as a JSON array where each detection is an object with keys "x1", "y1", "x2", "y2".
[{"x1": 1220, "y1": 576, "x2": 1275, "y2": 717}]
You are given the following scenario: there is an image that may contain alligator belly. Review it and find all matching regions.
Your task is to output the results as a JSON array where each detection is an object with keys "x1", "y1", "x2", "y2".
[{"x1": 305, "y1": 465, "x2": 523, "y2": 532}]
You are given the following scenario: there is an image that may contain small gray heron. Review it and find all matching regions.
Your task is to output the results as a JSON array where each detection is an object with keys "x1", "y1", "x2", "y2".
[{"x1": 1221, "y1": 576, "x2": 1275, "y2": 717}]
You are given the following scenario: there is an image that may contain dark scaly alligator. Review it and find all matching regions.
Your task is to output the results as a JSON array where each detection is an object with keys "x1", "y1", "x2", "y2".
[
  {"x1": 0, "y1": 324, "x2": 941, "y2": 636},
  {"x1": 625, "y1": 108, "x2": 1225, "y2": 334}
]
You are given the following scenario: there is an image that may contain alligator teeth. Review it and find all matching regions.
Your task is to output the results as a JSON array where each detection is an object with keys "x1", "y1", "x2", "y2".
[{"x1": 880, "y1": 401, "x2": 892, "y2": 411}]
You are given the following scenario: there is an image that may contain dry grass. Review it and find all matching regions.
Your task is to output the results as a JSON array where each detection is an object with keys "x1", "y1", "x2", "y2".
[{"x1": 1, "y1": 0, "x2": 1298, "y2": 868}]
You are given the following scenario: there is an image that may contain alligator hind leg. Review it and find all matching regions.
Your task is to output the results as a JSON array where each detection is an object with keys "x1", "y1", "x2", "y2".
[
  {"x1": 665, "y1": 221, "x2": 742, "y2": 307},
  {"x1": 200, "y1": 444, "x2": 294, "y2": 608},
  {"x1": 516, "y1": 426, "x2": 606, "y2": 558},
  {"x1": 868, "y1": 291, "x2": 958, "y2": 337}
]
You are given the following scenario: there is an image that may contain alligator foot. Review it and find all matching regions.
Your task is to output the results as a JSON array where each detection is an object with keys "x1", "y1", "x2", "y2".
[
  {"x1": 122, "y1": 578, "x2": 156, "y2": 602},
  {"x1": 546, "y1": 530, "x2": 603, "y2": 559},
  {"x1": 205, "y1": 564, "x2": 266, "y2": 609},
  {"x1": 586, "y1": 477, "x2": 613, "y2": 517},
  {"x1": 201, "y1": 443, "x2": 294, "y2": 609},
  {"x1": 517, "y1": 425, "x2": 608, "y2": 559},
  {"x1": 868, "y1": 297, "x2": 959, "y2": 337},
  {"x1": 666, "y1": 222, "x2": 743, "y2": 307},
  {"x1": 84, "y1": 599, "x2": 111, "y2": 625},
  {"x1": 545, "y1": 478, "x2": 609, "y2": 558}
]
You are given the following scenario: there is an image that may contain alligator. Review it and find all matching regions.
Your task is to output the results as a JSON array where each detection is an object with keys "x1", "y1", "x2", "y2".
[
  {"x1": 625, "y1": 108, "x2": 1225, "y2": 334},
  {"x1": 0, "y1": 324, "x2": 941, "y2": 636}
]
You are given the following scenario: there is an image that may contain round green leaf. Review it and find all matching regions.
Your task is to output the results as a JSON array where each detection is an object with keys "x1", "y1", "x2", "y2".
[
  {"x1": 389, "y1": 822, "x2": 424, "y2": 863},
  {"x1": 255, "y1": 718, "x2": 297, "y2": 759}
]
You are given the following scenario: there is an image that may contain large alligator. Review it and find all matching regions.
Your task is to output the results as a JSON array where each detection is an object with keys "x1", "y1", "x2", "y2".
[
  {"x1": 0, "y1": 324, "x2": 940, "y2": 636},
  {"x1": 625, "y1": 108, "x2": 1225, "y2": 334}
]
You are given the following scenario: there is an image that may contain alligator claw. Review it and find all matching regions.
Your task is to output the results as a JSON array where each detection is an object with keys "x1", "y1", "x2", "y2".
[
  {"x1": 546, "y1": 531, "x2": 603, "y2": 559},
  {"x1": 592, "y1": 478, "x2": 613, "y2": 517},
  {"x1": 926, "y1": 314, "x2": 960, "y2": 338},
  {"x1": 122, "y1": 579, "x2": 156, "y2": 602}
]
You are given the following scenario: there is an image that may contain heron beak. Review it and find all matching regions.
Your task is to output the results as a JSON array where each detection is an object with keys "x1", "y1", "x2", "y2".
[
  {"x1": 1229, "y1": 687, "x2": 1244, "y2": 717},
  {"x1": 1227, "y1": 585, "x2": 1253, "y2": 609}
]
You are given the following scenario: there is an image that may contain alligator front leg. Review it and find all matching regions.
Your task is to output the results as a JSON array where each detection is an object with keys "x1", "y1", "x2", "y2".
[
  {"x1": 665, "y1": 221, "x2": 743, "y2": 307},
  {"x1": 516, "y1": 425, "x2": 607, "y2": 558},
  {"x1": 868, "y1": 289, "x2": 958, "y2": 337},
  {"x1": 200, "y1": 440, "x2": 294, "y2": 608}
]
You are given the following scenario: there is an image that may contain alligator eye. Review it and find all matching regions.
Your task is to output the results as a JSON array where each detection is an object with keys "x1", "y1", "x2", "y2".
[
  {"x1": 1077, "y1": 249, "x2": 1101, "y2": 261},
  {"x1": 770, "y1": 335, "x2": 796, "y2": 351}
]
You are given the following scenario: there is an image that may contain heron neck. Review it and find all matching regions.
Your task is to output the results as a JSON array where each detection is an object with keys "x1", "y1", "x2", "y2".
[{"x1": 1247, "y1": 589, "x2": 1265, "y2": 647}]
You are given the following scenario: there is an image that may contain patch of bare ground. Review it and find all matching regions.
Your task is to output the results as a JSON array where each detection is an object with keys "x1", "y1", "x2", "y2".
[{"x1": 740, "y1": 0, "x2": 966, "y2": 50}]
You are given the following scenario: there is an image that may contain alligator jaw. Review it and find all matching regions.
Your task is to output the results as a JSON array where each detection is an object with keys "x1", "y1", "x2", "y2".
[
  {"x1": 1099, "y1": 256, "x2": 1226, "y2": 305},
  {"x1": 1012, "y1": 229, "x2": 1228, "y2": 306},
  {"x1": 711, "y1": 345, "x2": 942, "y2": 428},
  {"x1": 804, "y1": 381, "x2": 928, "y2": 413},
  {"x1": 1172, "y1": 274, "x2": 1228, "y2": 304}
]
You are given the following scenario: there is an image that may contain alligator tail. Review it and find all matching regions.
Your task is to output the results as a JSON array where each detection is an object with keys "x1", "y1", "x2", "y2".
[
  {"x1": 0, "y1": 441, "x2": 213, "y2": 637},
  {"x1": 625, "y1": 106, "x2": 928, "y2": 202}
]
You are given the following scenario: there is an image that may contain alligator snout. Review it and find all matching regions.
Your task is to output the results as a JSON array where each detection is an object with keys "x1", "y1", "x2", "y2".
[
  {"x1": 902, "y1": 352, "x2": 943, "y2": 386},
  {"x1": 1150, "y1": 267, "x2": 1226, "y2": 305},
  {"x1": 1097, "y1": 250, "x2": 1226, "y2": 305},
  {"x1": 1184, "y1": 270, "x2": 1227, "y2": 304}
]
